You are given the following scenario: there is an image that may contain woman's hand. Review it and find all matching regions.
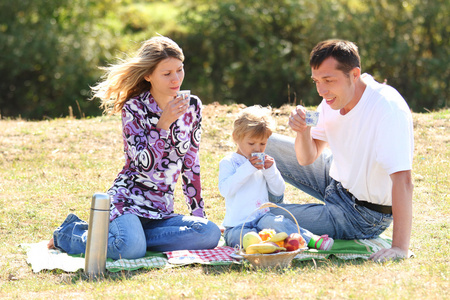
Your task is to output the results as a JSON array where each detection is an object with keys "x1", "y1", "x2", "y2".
[{"x1": 157, "y1": 95, "x2": 189, "y2": 130}]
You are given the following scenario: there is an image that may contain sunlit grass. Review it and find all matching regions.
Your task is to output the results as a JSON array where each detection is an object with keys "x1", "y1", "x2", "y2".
[{"x1": 0, "y1": 105, "x2": 449, "y2": 299}]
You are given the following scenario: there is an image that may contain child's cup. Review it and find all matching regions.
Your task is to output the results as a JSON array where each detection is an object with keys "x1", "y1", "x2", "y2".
[
  {"x1": 305, "y1": 111, "x2": 319, "y2": 126},
  {"x1": 176, "y1": 90, "x2": 191, "y2": 101},
  {"x1": 251, "y1": 152, "x2": 265, "y2": 165}
]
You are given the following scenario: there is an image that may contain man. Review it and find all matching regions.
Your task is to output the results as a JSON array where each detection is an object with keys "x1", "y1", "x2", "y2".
[{"x1": 266, "y1": 39, "x2": 414, "y2": 262}]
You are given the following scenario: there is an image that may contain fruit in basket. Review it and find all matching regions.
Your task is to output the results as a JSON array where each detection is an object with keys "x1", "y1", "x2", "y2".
[
  {"x1": 258, "y1": 228, "x2": 276, "y2": 241},
  {"x1": 243, "y1": 231, "x2": 263, "y2": 250},
  {"x1": 266, "y1": 232, "x2": 288, "y2": 243},
  {"x1": 265, "y1": 231, "x2": 288, "y2": 247},
  {"x1": 283, "y1": 233, "x2": 306, "y2": 251},
  {"x1": 264, "y1": 242, "x2": 286, "y2": 253},
  {"x1": 245, "y1": 242, "x2": 286, "y2": 254}
]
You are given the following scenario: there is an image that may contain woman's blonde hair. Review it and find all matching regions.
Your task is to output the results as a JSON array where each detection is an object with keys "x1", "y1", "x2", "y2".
[
  {"x1": 91, "y1": 36, "x2": 184, "y2": 115},
  {"x1": 232, "y1": 105, "x2": 276, "y2": 142}
]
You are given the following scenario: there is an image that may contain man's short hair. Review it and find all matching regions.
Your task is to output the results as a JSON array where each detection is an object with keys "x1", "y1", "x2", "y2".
[{"x1": 310, "y1": 39, "x2": 361, "y2": 77}]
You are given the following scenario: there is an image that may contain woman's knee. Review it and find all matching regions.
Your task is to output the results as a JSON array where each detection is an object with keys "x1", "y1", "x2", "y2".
[
  {"x1": 108, "y1": 238, "x2": 146, "y2": 260},
  {"x1": 107, "y1": 214, "x2": 147, "y2": 259},
  {"x1": 193, "y1": 220, "x2": 222, "y2": 249}
]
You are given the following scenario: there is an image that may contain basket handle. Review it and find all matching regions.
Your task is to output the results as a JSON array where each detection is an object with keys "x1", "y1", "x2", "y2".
[{"x1": 239, "y1": 203, "x2": 300, "y2": 252}]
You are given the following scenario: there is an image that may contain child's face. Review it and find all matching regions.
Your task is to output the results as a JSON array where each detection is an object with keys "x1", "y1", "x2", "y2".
[{"x1": 235, "y1": 134, "x2": 268, "y2": 159}]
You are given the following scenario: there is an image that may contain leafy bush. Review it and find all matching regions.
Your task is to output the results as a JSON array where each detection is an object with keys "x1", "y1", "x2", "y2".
[
  {"x1": 0, "y1": 0, "x2": 447, "y2": 118},
  {"x1": 0, "y1": 0, "x2": 119, "y2": 119},
  {"x1": 176, "y1": 0, "x2": 449, "y2": 111}
]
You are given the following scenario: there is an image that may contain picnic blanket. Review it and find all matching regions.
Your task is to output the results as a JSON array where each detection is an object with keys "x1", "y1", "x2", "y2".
[
  {"x1": 21, "y1": 235, "x2": 402, "y2": 273},
  {"x1": 20, "y1": 241, "x2": 235, "y2": 273},
  {"x1": 295, "y1": 235, "x2": 394, "y2": 261}
]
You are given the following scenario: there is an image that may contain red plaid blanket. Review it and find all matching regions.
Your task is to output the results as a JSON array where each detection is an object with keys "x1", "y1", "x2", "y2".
[{"x1": 164, "y1": 246, "x2": 235, "y2": 265}]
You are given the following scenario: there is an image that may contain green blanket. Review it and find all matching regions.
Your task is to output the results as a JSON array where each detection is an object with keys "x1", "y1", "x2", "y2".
[{"x1": 295, "y1": 235, "x2": 393, "y2": 261}]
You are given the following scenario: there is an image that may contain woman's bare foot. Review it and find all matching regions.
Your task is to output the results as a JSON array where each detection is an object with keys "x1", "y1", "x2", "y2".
[{"x1": 47, "y1": 238, "x2": 56, "y2": 249}]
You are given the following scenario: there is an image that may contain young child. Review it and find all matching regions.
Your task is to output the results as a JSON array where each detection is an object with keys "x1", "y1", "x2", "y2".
[{"x1": 218, "y1": 105, "x2": 334, "y2": 250}]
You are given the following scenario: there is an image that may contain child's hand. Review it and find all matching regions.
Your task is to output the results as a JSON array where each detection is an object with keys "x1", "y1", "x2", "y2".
[
  {"x1": 263, "y1": 155, "x2": 274, "y2": 169},
  {"x1": 249, "y1": 155, "x2": 264, "y2": 170}
]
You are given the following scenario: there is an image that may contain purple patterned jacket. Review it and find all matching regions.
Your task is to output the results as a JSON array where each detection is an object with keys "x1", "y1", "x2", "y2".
[{"x1": 108, "y1": 91, "x2": 205, "y2": 221}]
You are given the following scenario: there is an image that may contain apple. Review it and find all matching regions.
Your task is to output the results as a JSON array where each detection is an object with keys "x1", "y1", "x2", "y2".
[{"x1": 283, "y1": 233, "x2": 306, "y2": 251}]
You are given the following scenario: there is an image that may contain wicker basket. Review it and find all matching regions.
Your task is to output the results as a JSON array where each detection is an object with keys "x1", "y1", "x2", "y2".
[{"x1": 237, "y1": 203, "x2": 307, "y2": 269}]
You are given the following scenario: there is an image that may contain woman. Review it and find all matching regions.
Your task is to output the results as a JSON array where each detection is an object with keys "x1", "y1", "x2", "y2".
[{"x1": 48, "y1": 36, "x2": 221, "y2": 259}]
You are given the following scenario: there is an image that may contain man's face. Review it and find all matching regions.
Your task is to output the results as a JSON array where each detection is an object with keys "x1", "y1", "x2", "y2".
[{"x1": 311, "y1": 57, "x2": 359, "y2": 115}]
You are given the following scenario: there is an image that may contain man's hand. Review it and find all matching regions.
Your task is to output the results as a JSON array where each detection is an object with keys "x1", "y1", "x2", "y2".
[
  {"x1": 369, "y1": 246, "x2": 409, "y2": 262},
  {"x1": 289, "y1": 105, "x2": 309, "y2": 133}
]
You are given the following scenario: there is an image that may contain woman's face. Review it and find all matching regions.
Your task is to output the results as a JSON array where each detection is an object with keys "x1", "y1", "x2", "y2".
[{"x1": 145, "y1": 57, "x2": 185, "y2": 100}]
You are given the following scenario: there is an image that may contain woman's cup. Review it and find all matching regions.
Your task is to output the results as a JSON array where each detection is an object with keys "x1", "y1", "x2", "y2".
[{"x1": 177, "y1": 90, "x2": 191, "y2": 101}]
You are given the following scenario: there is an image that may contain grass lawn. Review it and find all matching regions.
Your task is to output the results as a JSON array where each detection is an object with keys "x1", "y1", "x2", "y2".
[{"x1": 0, "y1": 104, "x2": 449, "y2": 299}]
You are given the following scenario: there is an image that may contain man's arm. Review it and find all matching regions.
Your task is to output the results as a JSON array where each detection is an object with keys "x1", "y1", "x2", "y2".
[
  {"x1": 289, "y1": 106, "x2": 327, "y2": 165},
  {"x1": 370, "y1": 170, "x2": 413, "y2": 262}
]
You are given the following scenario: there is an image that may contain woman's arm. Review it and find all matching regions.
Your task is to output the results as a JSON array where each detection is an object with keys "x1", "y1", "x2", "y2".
[
  {"x1": 122, "y1": 99, "x2": 170, "y2": 173},
  {"x1": 181, "y1": 100, "x2": 205, "y2": 217}
]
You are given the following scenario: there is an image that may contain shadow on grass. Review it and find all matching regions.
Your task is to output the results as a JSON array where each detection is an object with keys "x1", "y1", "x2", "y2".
[
  {"x1": 49, "y1": 267, "x2": 167, "y2": 284},
  {"x1": 200, "y1": 256, "x2": 370, "y2": 275},
  {"x1": 49, "y1": 257, "x2": 373, "y2": 283}
]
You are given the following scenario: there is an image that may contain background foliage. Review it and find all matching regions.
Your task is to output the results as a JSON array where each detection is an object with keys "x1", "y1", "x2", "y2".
[
  {"x1": 0, "y1": 0, "x2": 122, "y2": 119},
  {"x1": 0, "y1": 0, "x2": 448, "y2": 119}
]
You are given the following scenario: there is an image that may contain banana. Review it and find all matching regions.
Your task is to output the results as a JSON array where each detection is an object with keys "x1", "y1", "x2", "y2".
[
  {"x1": 245, "y1": 242, "x2": 286, "y2": 254},
  {"x1": 266, "y1": 232, "x2": 288, "y2": 243}
]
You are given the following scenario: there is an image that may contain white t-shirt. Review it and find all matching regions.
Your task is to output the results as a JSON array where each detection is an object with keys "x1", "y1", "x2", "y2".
[
  {"x1": 311, "y1": 74, "x2": 414, "y2": 205},
  {"x1": 219, "y1": 152, "x2": 285, "y2": 227}
]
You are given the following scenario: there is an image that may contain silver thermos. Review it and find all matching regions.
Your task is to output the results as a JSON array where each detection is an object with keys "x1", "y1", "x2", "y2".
[{"x1": 85, "y1": 193, "x2": 110, "y2": 276}]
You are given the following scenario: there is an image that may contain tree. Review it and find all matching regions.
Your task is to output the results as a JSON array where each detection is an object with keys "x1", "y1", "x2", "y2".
[
  {"x1": 0, "y1": 0, "x2": 120, "y2": 119},
  {"x1": 177, "y1": 0, "x2": 322, "y2": 108},
  {"x1": 176, "y1": 0, "x2": 448, "y2": 111}
]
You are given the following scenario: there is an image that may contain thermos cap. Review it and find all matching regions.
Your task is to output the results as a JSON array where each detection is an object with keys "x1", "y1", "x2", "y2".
[{"x1": 90, "y1": 193, "x2": 110, "y2": 211}]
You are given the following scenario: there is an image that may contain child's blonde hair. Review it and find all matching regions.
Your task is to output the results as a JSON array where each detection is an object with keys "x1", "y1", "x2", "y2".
[{"x1": 232, "y1": 105, "x2": 276, "y2": 142}]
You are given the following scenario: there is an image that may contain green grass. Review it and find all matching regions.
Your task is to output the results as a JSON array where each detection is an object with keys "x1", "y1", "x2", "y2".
[{"x1": 0, "y1": 105, "x2": 449, "y2": 299}]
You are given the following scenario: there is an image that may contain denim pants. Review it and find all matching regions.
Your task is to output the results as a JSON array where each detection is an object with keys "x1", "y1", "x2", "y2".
[
  {"x1": 224, "y1": 212, "x2": 314, "y2": 248},
  {"x1": 265, "y1": 133, "x2": 393, "y2": 240},
  {"x1": 53, "y1": 213, "x2": 222, "y2": 260}
]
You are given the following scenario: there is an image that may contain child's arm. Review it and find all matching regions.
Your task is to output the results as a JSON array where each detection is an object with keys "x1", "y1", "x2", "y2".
[
  {"x1": 219, "y1": 158, "x2": 256, "y2": 198},
  {"x1": 262, "y1": 156, "x2": 285, "y2": 196}
]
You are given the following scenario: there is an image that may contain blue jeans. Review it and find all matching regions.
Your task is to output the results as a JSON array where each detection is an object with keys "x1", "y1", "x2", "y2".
[
  {"x1": 224, "y1": 212, "x2": 313, "y2": 248},
  {"x1": 53, "y1": 213, "x2": 222, "y2": 260},
  {"x1": 265, "y1": 133, "x2": 393, "y2": 240}
]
